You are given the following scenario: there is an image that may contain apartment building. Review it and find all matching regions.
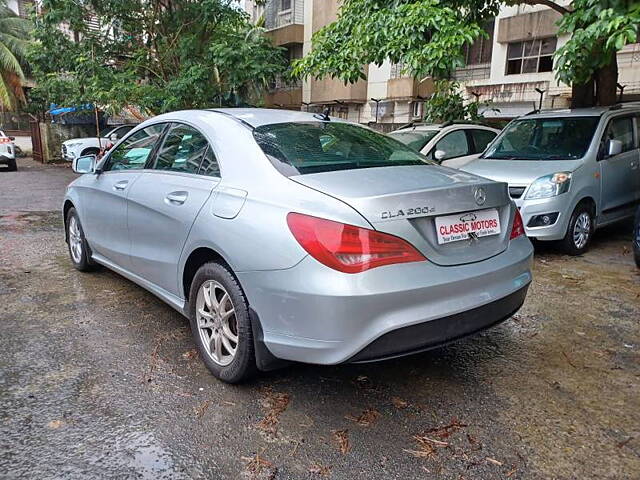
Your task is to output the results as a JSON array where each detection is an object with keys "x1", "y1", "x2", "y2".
[{"x1": 249, "y1": 1, "x2": 640, "y2": 125}]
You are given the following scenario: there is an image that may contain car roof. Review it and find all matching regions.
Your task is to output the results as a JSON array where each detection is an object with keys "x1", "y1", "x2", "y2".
[
  {"x1": 207, "y1": 108, "x2": 344, "y2": 128},
  {"x1": 521, "y1": 104, "x2": 640, "y2": 119}
]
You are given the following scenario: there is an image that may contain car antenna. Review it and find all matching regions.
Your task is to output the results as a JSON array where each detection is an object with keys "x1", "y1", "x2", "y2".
[{"x1": 313, "y1": 108, "x2": 331, "y2": 121}]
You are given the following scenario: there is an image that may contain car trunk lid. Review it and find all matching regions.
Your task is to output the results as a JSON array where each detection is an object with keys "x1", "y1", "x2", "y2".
[{"x1": 290, "y1": 165, "x2": 513, "y2": 266}]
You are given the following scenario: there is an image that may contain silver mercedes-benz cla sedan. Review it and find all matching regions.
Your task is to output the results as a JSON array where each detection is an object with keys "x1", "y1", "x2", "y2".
[{"x1": 63, "y1": 108, "x2": 533, "y2": 382}]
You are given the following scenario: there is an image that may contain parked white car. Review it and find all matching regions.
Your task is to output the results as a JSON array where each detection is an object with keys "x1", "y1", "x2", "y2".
[
  {"x1": 389, "y1": 122, "x2": 501, "y2": 168},
  {"x1": 61, "y1": 124, "x2": 137, "y2": 162},
  {"x1": 0, "y1": 130, "x2": 17, "y2": 171}
]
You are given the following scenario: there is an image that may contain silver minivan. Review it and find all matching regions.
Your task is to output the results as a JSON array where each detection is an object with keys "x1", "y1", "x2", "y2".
[{"x1": 462, "y1": 105, "x2": 640, "y2": 254}]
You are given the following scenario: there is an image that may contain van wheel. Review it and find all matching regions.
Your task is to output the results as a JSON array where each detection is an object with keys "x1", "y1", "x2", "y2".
[
  {"x1": 188, "y1": 262, "x2": 257, "y2": 383},
  {"x1": 561, "y1": 204, "x2": 593, "y2": 256},
  {"x1": 7, "y1": 159, "x2": 17, "y2": 171},
  {"x1": 633, "y1": 208, "x2": 640, "y2": 268}
]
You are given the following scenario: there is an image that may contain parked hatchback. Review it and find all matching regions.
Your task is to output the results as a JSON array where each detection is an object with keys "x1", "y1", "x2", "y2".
[
  {"x1": 462, "y1": 105, "x2": 640, "y2": 255},
  {"x1": 389, "y1": 122, "x2": 501, "y2": 168},
  {"x1": 64, "y1": 109, "x2": 532, "y2": 382}
]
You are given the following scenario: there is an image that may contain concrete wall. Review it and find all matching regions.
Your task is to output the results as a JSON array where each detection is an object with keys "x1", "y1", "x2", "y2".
[{"x1": 39, "y1": 123, "x2": 96, "y2": 163}]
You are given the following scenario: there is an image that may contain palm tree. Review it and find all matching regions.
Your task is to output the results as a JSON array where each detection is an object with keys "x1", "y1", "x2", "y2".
[{"x1": 0, "y1": 1, "x2": 31, "y2": 109}]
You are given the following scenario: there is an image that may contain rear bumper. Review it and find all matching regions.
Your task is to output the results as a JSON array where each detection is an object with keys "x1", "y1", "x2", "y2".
[
  {"x1": 238, "y1": 235, "x2": 533, "y2": 365},
  {"x1": 349, "y1": 285, "x2": 527, "y2": 362}
]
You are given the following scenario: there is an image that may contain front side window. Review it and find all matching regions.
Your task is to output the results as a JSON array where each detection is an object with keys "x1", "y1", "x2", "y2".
[
  {"x1": 603, "y1": 117, "x2": 634, "y2": 154},
  {"x1": 390, "y1": 129, "x2": 439, "y2": 152},
  {"x1": 104, "y1": 124, "x2": 166, "y2": 171},
  {"x1": 152, "y1": 123, "x2": 209, "y2": 174},
  {"x1": 280, "y1": 0, "x2": 291, "y2": 11},
  {"x1": 431, "y1": 130, "x2": 470, "y2": 160},
  {"x1": 506, "y1": 37, "x2": 556, "y2": 75},
  {"x1": 254, "y1": 122, "x2": 430, "y2": 176},
  {"x1": 471, "y1": 129, "x2": 497, "y2": 153},
  {"x1": 483, "y1": 117, "x2": 600, "y2": 160}
]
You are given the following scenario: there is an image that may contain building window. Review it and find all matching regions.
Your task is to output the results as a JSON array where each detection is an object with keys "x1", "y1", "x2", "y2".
[
  {"x1": 411, "y1": 101, "x2": 423, "y2": 119},
  {"x1": 463, "y1": 19, "x2": 495, "y2": 66},
  {"x1": 390, "y1": 62, "x2": 409, "y2": 79},
  {"x1": 506, "y1": 37, "x2": 556, "y2": 75},
  {"x1": 280, "y1": 0, "x2": 292, "y2": 12}
]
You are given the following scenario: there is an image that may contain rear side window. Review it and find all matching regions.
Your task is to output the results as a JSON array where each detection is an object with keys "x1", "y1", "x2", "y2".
[
  {"x1": 431, "y1": 130, "x2": 470, "y2": 160},
  {"x1": 254, "y1": 122, "x2": 429, "y2": 176},
  {"x1": 152, "y1": 124, "x2": 209, "y2": 174},
  {"x1": 105, "y1": 124, "x2": 165, "y2": 171},
  {"x1": 390, "y1": 129, "x2": 439, "y2": 151},
  {"x1": 199, "y1": 148, "x2": 221, "y2": 177},
  {"x1": 604, "y1": 117, "x2": 634, "y2": 153},
  {"x1": 471, "y1": 129, "x2": 497, "y2": 153}
]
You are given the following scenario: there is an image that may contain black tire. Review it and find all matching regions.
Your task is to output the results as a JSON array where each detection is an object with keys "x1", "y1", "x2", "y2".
[
  {"x1": 633, "y1": 208, "x2": 640, "y2": 269},
  {"x1": 7, "y1": 159, "x2": 17, "y2": 171},
  {"x1": 66, "y1": 207, "x2": 96, "y2": 272},
  {"x1": 188, "y1": 262, "x2": 257, "y2": 383},
  {"x1": 561, "y1": 203, "x2": 594, "y2": 256}
]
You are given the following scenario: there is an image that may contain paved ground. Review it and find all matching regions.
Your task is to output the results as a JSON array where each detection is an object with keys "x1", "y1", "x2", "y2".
[{"x1": 1, "y1": 157, "x2": 639, "y2": 479}]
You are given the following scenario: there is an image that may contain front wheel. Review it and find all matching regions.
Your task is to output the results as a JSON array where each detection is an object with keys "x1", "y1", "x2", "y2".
[
  {"x1": 561, "y1": 204, "x2": 593, "y2": 256},
  {"x1": 66, "y1": 207, "x2": 96, "y2": 271},
  {"x1": 7, "y1": 159, "x2": 17, "y2": 171},
  {"x1": 188, "y1": 262, "x2": 257, "y2": 383}
]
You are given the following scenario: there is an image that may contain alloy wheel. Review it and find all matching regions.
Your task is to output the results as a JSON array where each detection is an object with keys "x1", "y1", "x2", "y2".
[
  {"x1": 573, "y1": 212, "x2": 591, "y2": 250},
  {"x1": 69, "y1": 216, "x2": 83, "y2": 263},
  {"x1": 195, "y1": 280, "x2": 238, "y2": 366}
]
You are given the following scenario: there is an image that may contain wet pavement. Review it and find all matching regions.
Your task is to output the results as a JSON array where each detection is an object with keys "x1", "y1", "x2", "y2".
[{"x1": 1, "y1": 157, "x2": 639, "y2": 479}]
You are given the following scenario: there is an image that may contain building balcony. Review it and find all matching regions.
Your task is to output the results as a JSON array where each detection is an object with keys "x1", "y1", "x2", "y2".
[
  {"x1": 264, "y1": 86, "x2": 302, "y2": 109},
  {"x1": 264, "y1": 0, "x2": 304, "y2": 46},
  {"x1": 453, "y1": 63, "x2": 491, "y2": 83},
  {"x1": 387, "y1": 77, "x2": 434, "y2": 100},
  {"x1": 309, "y1": 77, "x2": 368, "y2": 105},
  {"x1": 265, "y1": 24, "x2": 304, "y2": 47}
]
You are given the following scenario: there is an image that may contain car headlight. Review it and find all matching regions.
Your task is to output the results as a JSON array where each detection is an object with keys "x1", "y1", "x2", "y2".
[{"x1": 525, "y1": 172, "x2": 572, "y2": 200}]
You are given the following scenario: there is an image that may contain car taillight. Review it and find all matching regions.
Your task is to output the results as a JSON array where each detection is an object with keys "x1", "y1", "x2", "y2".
[
  {"x1": 510, "y1": 208, "x2": 525, "y2": 240},
  {"x1": 287, "y1": 212, "x2": 426, "y2": 273},
  {"x1": 0, "y1": 138, "x2": 10, "y2": 144}
]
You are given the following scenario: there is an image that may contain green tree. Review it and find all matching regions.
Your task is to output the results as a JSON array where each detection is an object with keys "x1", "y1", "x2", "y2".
[
  {"x1": 422, "y1": 80, "x2": 486, "y2": 123},
  {"x1": 293, "y1": 0, "x2": 640, "y2": 107},
  {"x1": 0, "y1": 1, "x2": 31, "y2": 109},
  {"x1": 28, "y1": 0, "x2": 287, "y2": 116}
]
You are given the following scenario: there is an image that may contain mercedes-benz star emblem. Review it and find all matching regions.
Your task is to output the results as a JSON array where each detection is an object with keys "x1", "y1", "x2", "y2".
[{"x1": 474, "y1": 187, "x2": 486, "y2": 206}]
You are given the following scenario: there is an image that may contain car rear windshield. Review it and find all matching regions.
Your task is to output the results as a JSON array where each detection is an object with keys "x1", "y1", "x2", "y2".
[
  {"x1": 482, "y1": 116, "x2": 600, "y2": 160},
  {"x1": 389, "y1": 129, "x2": 439, "y2": 151},
  {"x1": 253, "y1": 122, "x2": 430, "y2": 175}
]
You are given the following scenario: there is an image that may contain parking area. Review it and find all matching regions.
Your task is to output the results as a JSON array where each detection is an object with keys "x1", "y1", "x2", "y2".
[{"x1": 1, "y1": 157, "x2": 639, "y2": 479}]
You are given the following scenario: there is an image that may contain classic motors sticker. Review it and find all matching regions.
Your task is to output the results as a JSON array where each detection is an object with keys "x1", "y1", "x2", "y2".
[{"x1": 435, "y1": 208, "x2": 501, "y2": 245}]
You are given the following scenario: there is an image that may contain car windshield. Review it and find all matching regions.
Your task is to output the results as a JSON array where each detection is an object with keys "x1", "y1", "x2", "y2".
[
  {"x1": 389, "y1": 129, "x2": 439, "y2": 151},
  {"x1": 482, "y1": 116, "x2": 600, "y2": 160},
  {"x1": 254, "y1": 122, "x2": 431, "y2": 175}
]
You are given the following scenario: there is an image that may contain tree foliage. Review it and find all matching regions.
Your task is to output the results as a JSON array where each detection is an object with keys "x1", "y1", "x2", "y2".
[
  {"x1": 293, "y1": 0, "x2": 640, "y2": 106},
  {"x1": 554, "y1": 0, "x2": 639, "y2": 85},
  {"x1": 0, "y1": 1, "x2": 31, "y2": 109},
  {"x1": 292, "y1": 0, "x2": 500, "y2": 83},
  {"x1": 422, "y1": 80, "x2": 484, "y2": 123},
  {"x1": 28, "y1": 0, "x2": 287, "y2": 115}
]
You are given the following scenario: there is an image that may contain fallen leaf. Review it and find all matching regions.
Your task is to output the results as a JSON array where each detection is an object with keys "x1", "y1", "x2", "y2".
[
  {"x1": 257, "y1": 388, "x2": 290, "y2": 435},
  {"x1": 345, "y1": 407, "x2": 380, "y2": 426},
  {"x1": 47, "y1": 419, "x2": 64, "y2": 429},
  {"x1": 485, "y1": 456, "x2": 503, "y2": 466},
  {"x1": 182, "y1": 349, "x2": 198, "y2": 360},
  {"x1": 332, "y1": 429, "x2": 351, "y2": 454},
  {"x1": 194, "y1": 400, "x2": 210, "y2": 418},
  {"x1": 242, "y1": 450, "x2": 276, "y2": 478},
  {"x1": 391, "y1": 397, "x2": 409, "y2": 409},
  {"x1": 308, "y1": 463, "x2": 332, "y2": 476},
  {"x1": 424, "y1": 417, "x2": 467, "y2": 439}
]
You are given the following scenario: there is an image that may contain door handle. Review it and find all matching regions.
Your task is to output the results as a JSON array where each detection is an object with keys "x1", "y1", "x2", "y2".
[
  {"x1": 165, "y1": 191, "x2": 188, "y2": 205},
  {"x1": 113, "y1": 180, "x2": 128, "y2": 191}
]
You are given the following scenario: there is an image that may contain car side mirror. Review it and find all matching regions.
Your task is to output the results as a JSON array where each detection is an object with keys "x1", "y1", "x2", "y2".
[
  {"x1": 72, "y1": 154, "x2": 96, "y2": 174},
  {"x1": 109, "y1": 133, "x2": 118, "y2": 142},
  {"x1": 434, "y1": 150, "x2": 446, "y2": 161},
  {"x1": 9, "y1": 136, "x2": 15, "y2": 141},
  {"x1": 607, "y1": 139, "x2": 623, "y2": 157}
]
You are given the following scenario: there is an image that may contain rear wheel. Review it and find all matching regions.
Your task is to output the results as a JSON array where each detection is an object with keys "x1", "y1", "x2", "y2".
[
  {"x1": 561, "y1": 204, "x2": 593, "y2": 256},
  {"x1": 188, "y1": 262, "x2": 257, "y2": 383},
  {"x1": 7, "y1": 159, "x2": 16, "y2": 171}
]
